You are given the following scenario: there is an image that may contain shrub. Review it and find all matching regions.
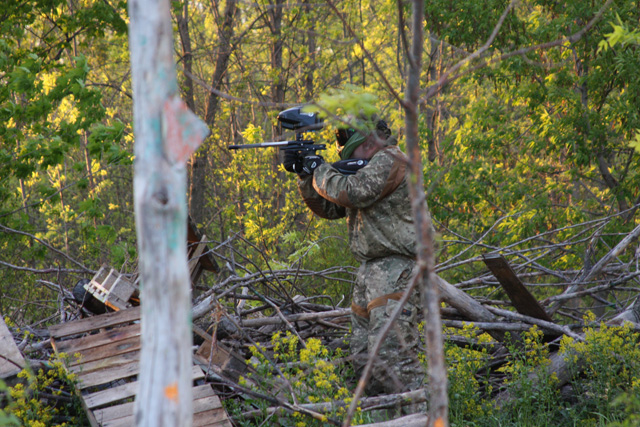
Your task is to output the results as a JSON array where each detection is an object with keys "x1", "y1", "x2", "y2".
[
  {"x1": 226, "y1": 331, "x2": 372, "y2": 426},
  {"x1": 0, "y1": 353, "x2": 87, "y2": 427}
]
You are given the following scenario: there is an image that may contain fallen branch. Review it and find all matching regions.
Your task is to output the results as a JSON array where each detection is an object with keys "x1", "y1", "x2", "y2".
[
  {"x1": 237, "y1": 388, "x2": 428, "y2": 420},
  {"x1": 239, "y1": 308, "x2": 351, "y2": 327},
  {"x1": 548, "y1": 223, "x2": 640, "y2": 315},
  {"x1": 358, "y1": 414, "x2": 429, "y2": 427},
  {"x1": 486, "y1": 306, "x2": 583, "y2": 341}
]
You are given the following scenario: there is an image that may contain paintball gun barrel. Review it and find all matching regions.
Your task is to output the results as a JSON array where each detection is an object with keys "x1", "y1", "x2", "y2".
[
  {"x1": 228, "y1": 107, "x2": 325, "y2": 155},
  {"x1": 228, "y1": 139, "x2": 326, "y2": 154},
  {"x1": 228, "y1": 106, "x2": 368, "y2": 175}
]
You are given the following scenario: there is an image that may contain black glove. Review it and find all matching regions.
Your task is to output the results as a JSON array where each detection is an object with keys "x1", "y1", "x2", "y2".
[
  {"x1": 332, "y1": 159, "x2": 368, "y2": 175},
  {"x1": 283, "y1": 150, "x2": 304, "y2": 174},
  {"x1": 301, "y1": 155, "x2": 324, "y2": 176}
]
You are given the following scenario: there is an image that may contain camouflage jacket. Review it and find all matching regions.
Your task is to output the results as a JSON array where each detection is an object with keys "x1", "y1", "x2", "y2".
[{"x1": 297, "y1": 145, "x2": 418, "y2": 262}]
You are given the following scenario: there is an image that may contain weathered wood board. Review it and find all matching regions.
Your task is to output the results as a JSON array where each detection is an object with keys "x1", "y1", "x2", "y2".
[
  {"x1": 0, "y1": 315, "x2": 25, "y2": 380},
  {"x1": 49, "y1": 307, "x2": 232, "y2": 427},
  {"x1": 193, "y1": 325, "x2": 249, "y2": 383},
  {"x1": 482, "y1": 253, "x2": 553, "y2": 322}
]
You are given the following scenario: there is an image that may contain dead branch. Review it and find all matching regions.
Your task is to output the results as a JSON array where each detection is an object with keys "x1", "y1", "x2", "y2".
[
  {"x1": 239, "y1": 308, "x2": 350, "y2": 327},
  {"x1": 0, "y1": 224, "x2": 93, "y2": 273},
  {"x1": 238, "y1": 388, "x2": 428, "y2": 419},
  {"x1": 549, "y1": 223, "x2": 640, "y2": 314}
]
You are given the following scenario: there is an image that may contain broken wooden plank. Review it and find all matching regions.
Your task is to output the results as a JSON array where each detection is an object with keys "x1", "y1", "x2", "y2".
[
  {"x1": 189, "y1": 235, "x2": 208, "y2": 285},
  {"x1": 76, "y1": 359, "x2": 140, "y2": 389},
  {"x1": 84, "y1": 365, "x2": 207, "y2": 409},
  {"x1": 54, "y1": 322, "x2": 140, "y2": 355},
  {"x1": 193, "y1": 324, "x2": 249, "y2": 382},
  {"x1": 93, "y1": 383, "x2": 223, "y2": 425},
  {"x1": 194, "y1": 409, "x2": 234, "y2": 427},
  {"x1": 482, "y1": 253, "x2": 553, "y2": 322},
  {"x1": 0, "y1": 315, "x2": 25, "y2": 380},
  {"x1": 69, "y1": 350, "x2": 140, "y2": 376},
  {"x1": 49, "y1": 306, "x2": 141, "y2": 339},
  {"x1": 188, "y1": 215, "x2": 219, "y2": 274},
  {"x1": 195, "y1": 341, "x2": 249, "y2": 383},
  {"x1": 85, "y1": 380, "x2": 139, "y2": 409},
  {"x1": 93, "y1": 401, "x2": 132, "y2": 424},
  {"x1": 66, "y1": 336, "x2": 141, "y2": 367}
]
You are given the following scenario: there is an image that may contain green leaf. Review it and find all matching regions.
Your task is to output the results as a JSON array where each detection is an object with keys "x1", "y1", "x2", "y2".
[{"x1": 630, "y1": 131, "x2": 640, "y2": 154}]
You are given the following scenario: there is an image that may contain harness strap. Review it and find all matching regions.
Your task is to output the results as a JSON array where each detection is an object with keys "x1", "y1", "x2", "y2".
[
  {"x1": 351, "y1": 302, "x2": 369, "y2": 319},
  {"x1": 351, "y1": 292, "x2": 405, "y2": 319},
  {"x1": 367, "y1": 292, "x2": 404, "y2": 313}
]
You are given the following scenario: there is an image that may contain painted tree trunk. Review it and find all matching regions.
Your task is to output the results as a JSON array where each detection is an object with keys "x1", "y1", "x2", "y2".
[{"x1": 128, "y1": 0, "x2": 209, "y2": 425}]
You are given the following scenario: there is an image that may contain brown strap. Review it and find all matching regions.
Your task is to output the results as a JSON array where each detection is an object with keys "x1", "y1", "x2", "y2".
[
  {"x1": 366, "y1": 292, "x2": 405, "y2": 314},
  {"x1": 351, "y1": 302, "x2": 369, "y2": 319},
  {"x1": 352, "y1": 292, "x2": 406, "y2": 319},
  {"x1": 378, "y1": 148, "x2": 406, "y2": 201}
]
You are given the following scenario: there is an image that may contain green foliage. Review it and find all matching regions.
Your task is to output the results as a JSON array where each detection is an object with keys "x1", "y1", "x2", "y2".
[
  {"x1": 630, "y1": 131, "x2": 640, "y2": 154},
  {"x1": 560, "y1": 313, "x2": 640, "y2": 422},
  {"x1": 598, "y1": 15, "x2": 640, "y2": 52},
  {"x1": 223, "y1": 321, "x2": 640, "y2": 426},
  {"x1": 1, "y1": 2, "x2": 640, "y2": 424},
  {"x1": 425, "y1": 0, "x2": 524, "y2": 49},
  {"x1": 0, "y1": 353, "x2": 88, "y2": 427},
  {"x1": 0, "y1": 0, "x2": 135, "y2": 322},
  {"x1": 307, "y1": 85, "x2": 380, "y2": 126},
  {"x1": 445, "y1": 320, "x2": 640, "y2": 427},
  {"x1": 608, "y1": 392, "x2": 640, "y2": 427},
  {"x1": 498, "y1": 327, "x2": 561, "y2": 426},
  {"x1": 444, "y1": 323, "x2": 496, "y2": 422},
  {"x1": 0, "y1": 380, "x2": 21, "y2": 426},
  {"x1": 227, "y1": 332, "x2": 372, "y2": 426},
  {"x1": 422, "y1": 1, "x2": 640, "y2": 295}
]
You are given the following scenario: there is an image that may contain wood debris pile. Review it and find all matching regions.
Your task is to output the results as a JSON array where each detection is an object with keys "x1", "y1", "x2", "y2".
[{"x1": 2, "y1": 219, "x2": 640, "y2": 426}]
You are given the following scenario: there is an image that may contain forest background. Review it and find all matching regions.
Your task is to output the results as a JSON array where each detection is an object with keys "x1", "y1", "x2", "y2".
[{"x1": 1, "y1": 0, "x2": 640, "y2": 425}]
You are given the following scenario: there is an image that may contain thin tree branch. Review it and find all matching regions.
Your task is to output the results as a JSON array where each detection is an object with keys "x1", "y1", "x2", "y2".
[{"x1": 424, "y1": 0, "x2": 614, "y2": 100}]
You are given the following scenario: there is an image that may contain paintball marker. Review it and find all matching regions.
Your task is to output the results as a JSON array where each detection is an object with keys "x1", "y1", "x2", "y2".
[{"x1": 228, "y1": 107, "x2": 368, "y2": 175}]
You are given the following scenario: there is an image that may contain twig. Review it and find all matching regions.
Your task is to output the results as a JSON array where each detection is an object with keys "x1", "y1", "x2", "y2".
[
  {"x1": 238, "y1": 388, "x2": 428, "y2": 420},
  {"x1": 424, "y1": 0, "x2": 615, "y2": 100},
  {"x1": 0, "y1": 225, "x2": 92, "y2": 272},
  {"x1": 486, "y1": 306, "x2": 583, "y2": 341},
  {"x1": 548, "y1": 223, "x2": 640, "y2": 315}
]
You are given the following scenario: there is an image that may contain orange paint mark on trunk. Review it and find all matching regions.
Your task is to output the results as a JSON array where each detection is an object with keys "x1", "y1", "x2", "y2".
[{"x1": 164, "y1": 382, "x2": 179, "y2": 402}]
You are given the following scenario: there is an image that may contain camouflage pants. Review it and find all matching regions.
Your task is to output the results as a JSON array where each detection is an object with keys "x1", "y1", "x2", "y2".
[{"x1": 350, "y1": 255, "x2": 425, "y2": 396}]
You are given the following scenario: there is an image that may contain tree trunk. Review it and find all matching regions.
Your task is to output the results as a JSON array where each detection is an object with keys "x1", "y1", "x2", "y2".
[
  {"x1": 303, "y1": 0, "x2": 316, "y2": 100},
  {"x1": 268, "y1": 0, "x2": 287, "y2": 213},
  {"x1": 128, "y1": 0, "x2": 208, "y2": 424},
  {"x1": 189, "y1": 0, "x2": 238, "y2": 225},
  {"x1": 176, "y1": 0, "x2": 195, "y2": 112},
  {"x1": 404, "y1": 0, "x2": 449, "y2": 425}
]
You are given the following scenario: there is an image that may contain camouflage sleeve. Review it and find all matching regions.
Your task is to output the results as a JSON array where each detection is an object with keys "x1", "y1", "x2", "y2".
[
  {"x1": 311, "y1": 146, "x2": 407, "y2": 209},
  {"x1": 297, "y1": 174, "x2": 347, "y2": 220}
]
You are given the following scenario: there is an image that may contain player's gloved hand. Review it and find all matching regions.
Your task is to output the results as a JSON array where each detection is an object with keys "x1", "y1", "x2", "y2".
[
  {"x1": 301, "y1": 155, "x2": 324, "y2": 176},
  {"x1": 283, "y1": 150, "x2": 304, "y2": 174}
]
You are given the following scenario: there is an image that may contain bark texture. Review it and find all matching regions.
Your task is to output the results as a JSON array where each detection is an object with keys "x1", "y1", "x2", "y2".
[{"x1": 128, "y1": 0, "x2": 208, "y2": 425}]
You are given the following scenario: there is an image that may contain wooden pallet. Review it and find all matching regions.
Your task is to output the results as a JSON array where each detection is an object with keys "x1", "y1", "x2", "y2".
[
  {"x1": 49, "y1": 307, "x2": 232, "y2": 427},
  {"x1": 85, "y1": 266, "x2": 138, "y2": 311}
]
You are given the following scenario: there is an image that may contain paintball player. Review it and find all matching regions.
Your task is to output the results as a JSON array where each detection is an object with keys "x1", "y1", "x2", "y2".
[{"x1": 283, "y1": 116, "x2": 429, "y2": 399}]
